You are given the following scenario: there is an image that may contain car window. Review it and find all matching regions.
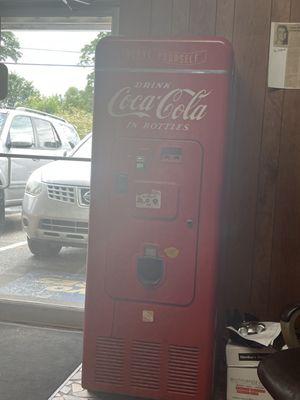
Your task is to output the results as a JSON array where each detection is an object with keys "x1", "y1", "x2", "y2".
[
  {"x1": 57, "y1": 123, "x2": 79, "y2": 148},
  {"x1": 34, "y1": 118, "x2": 60, "y2": 149},
  {"x1": 0, "y1": 112, "x2": 7, "y2": 134},
  {"x1": 73, "y1": 136, "x2": 91, "y2": 158},
  {"x1": 9, "y1": 115, "x2": 35, "y2": 145}
]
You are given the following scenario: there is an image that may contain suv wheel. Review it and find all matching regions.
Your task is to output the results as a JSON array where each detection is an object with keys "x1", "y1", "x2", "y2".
[
  {"x1": 0, "y1": 189, "x2": 5, "y2": 234},
  {"x1": 27, "y1": 238, "x2": 62, "y2": 257}
]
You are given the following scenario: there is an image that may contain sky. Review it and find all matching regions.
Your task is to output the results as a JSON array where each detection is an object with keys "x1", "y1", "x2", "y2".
[{"x1": 7, "y1": 30, "x2": 102, "y2": 96}]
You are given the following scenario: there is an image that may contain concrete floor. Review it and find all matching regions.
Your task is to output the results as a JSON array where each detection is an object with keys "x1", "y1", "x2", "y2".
[{"x1": 0, "y1": 322, "x2": 82, "y2": 400}]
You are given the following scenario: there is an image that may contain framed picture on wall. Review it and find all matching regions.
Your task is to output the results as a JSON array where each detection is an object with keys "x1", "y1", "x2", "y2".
[{"x1": 269, "y1": 22, "x2": 300, "y2": 89}]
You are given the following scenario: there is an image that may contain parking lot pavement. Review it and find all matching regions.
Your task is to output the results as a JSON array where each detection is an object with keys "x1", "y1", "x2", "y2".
[{"x1": 0, "y1": 210, "x2": 87, "y2": 308}]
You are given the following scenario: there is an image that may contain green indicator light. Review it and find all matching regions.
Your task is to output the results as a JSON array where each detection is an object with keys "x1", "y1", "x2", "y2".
[{"x1": 136, "y1": 156, "x2": 145, "y2": 169}]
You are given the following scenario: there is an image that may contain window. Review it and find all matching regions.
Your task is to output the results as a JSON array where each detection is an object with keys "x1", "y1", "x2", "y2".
[
  {"x1": 73, "y1": 135, "x2": 92, "y2": 158},
  {"x1": 0, "y1": 16, "x2": 115, "y2": 329},
  {"x1": 9, "y1": 115, "x2": 35, "y2": 146},
  {"x1": 0, "y1": 112, "x2": 7, "y2": 134},
  {"x1": 34, "y1": 118, "x2": 60, "y2": 149},
  {"x1": 57, "y1": 123, "x2": 79, "y2": 149}
]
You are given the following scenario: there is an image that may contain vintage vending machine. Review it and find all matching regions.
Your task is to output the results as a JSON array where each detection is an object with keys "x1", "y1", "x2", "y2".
[{"x1": 83, "y1": 37, "x2": 232, "y2": 400}]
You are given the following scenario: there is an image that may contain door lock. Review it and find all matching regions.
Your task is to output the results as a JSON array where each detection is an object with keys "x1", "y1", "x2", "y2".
[{"x1": 186, "y1": 219, "x2": 194, "y2": 228}]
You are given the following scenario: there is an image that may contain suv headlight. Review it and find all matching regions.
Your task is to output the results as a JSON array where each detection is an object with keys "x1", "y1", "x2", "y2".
[{"x1": 25, "y1": 170, "x2": 43, "y2": 196}]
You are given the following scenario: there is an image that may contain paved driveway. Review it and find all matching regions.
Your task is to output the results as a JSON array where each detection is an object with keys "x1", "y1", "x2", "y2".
[{"x1": 0, "y1": 208, "x2": 87, "y2": 308}]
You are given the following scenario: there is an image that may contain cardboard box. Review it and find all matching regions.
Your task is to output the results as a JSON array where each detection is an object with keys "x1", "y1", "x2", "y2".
[
  {"x1": 226, "y1": 343, "x2": 275, "y2": 400},
  {"x1": 226, "y1": 343, "x2": 276, "y2": 368}
]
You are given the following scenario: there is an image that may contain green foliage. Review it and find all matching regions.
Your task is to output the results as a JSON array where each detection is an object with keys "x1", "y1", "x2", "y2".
[
  {"x1": 25, "y1": 92, "x2": 92, "y2": 138},
  {"x1": 80, "y1": 31, "x2": 110, "y2": 99},
  {"x1": 64, "y1": 87, "x2": 92, "y2": 113},
  {"x1": 0, "y1": 31, "x2": 22, "y2": 62},
  {"x1": 25, "y1": 94, "x2": 63, "y2": 115},
  {"x1": 0, "y1": 33, "x2": 30, "y2": 107},
  {"x1": 0, "y1": 72, "x2": 40, "y2": 108},
  {"x1": 0, "y1": 31, "x2": 111, "y2": 136},
  {"x1": 58, "y1": 108, "x2": 92, "y2": 139},
  {"x1": 79, "y1": 31, "x2": 109, "y2": 66}
]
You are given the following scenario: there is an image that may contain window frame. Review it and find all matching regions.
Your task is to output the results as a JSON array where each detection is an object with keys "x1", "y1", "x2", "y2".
[
  {"x1": 8, "y1": 114, "x2": 36, "y2": 148},
  {"x1": 0, "y1": 9, "x2": 116, "y2": 329},
  {"x1": 32, "y1": 116, "x2": 62, "y2": 150}
]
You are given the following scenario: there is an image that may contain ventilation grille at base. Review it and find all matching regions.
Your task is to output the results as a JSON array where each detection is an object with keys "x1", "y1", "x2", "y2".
[
  {"x1": 130, "y1": 340, "x2": 161, "y2": 390},
  {"x1": 95, "y1": 337, "x2": 125, "y2": 385},
  {"x1": 94, "y1": 338, "x2": 200, "y2": 396},
  {"x1": 168, "y1": 345, "x2": 199, "y2": 395}
]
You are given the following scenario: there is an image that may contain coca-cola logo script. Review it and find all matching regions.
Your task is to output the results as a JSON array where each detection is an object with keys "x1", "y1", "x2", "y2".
[
  {"x1": 107, "y1": 82, "x2": 212, "y2": 132},
  {"x1": 108, "y1": 86, "x2": 210, "y2": 121}
]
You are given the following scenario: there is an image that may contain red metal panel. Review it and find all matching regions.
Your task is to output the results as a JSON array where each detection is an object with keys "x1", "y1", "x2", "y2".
[
  {"x1": 105, "y1": 138, "x2": 202, "y2": 306},
  {"x1": 83, "y1": 37, "x2": 232, "y2": 400}
]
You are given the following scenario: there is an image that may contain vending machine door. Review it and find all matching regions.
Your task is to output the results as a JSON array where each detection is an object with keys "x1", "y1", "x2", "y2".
[{"x1": 105, "y1": 137, "x2": 203, "y2": 306}]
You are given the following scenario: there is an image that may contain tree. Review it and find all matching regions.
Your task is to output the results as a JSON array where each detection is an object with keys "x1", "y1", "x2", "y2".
[
  {"x1": 0, "y1": 73, "x2": 40, "y2": 108},
  {"x1": 59, "y1": 107, "x2": 93, "y2": 138},
  {"x1": 25, "y1": 92, "x2": 92, "y2": 138},
  {"x1": 79, "y1": 31, "x2": 109, "y2": 106},
  {"x1": 0, "y1": 32, "x2": 38, "y2": 108},
  {"x1": 0, "y1": 31, "x2": 104, "y2": 135},
  {"x1": 80, "y1": 31, "x2": 109, "y2": 66},
  {"x1": 0, "y1": 31, "x2": 22, "y2": 62},
  {"x1": 25, "y1": 94, "x2": 63, "y2": 115},
  {"x1": 64, "y1": 87, "x2": 92, "y2": 113}
]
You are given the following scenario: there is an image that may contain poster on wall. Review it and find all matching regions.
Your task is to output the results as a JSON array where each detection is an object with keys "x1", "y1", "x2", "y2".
[{"x1": 268, "y1": 22, "x2": 300, "y2": 89}]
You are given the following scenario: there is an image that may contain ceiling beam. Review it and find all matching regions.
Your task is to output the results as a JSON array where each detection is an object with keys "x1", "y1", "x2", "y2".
[
  {"x1": 0, "y1": 1, "x2": 120, "y2": 17},
  {"x1": 1, "y1": 16, "x2": 112, "y2": 30}
]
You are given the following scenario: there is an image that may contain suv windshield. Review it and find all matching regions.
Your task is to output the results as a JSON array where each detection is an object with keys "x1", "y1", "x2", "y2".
[
  {"x1": 0, "y1": 112, "x2": 7, "y2": 134},
  {"x1": 73, "y1": 135, "x2": 92, "y2": 158}
]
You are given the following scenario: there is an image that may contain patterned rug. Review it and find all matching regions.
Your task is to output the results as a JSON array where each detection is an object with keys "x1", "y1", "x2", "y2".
[{"x1": 49, "y1": 365, "x2": 97, "y2": 399}]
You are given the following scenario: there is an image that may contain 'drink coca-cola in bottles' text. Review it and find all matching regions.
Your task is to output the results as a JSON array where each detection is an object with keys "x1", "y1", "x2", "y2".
[{"x1": 108, "y1": 80, "x2": 212, "y2": 132}]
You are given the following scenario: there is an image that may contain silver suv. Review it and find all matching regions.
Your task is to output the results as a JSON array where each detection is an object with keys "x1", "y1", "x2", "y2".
[
  {"x1": 22, "y1": 133, "x2": 91, "y2": 257},
  {"x1": 0, "y1": 107, "x2": 80, "y2": 229}
]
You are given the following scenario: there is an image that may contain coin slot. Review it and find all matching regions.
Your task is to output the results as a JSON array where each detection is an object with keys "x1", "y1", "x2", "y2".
[
  {"x1": 137, "y1": 256, "x2": 164, "y2": 287},
  {"x1": 160, "y1": 147, "x2": 182, "y2": 162}
]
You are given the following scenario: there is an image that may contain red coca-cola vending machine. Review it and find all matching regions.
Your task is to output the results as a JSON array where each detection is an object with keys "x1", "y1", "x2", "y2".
[{"x1": 83, "y1": 37, "x2": 232, "y2": 400}]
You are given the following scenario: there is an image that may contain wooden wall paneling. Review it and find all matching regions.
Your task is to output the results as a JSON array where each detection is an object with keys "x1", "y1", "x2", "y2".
[
  {"x1": 271, "y1": 0, "x2": 292, "y2": 18},
  {"x1": 189, "y1": 0, "x2": 217, "y2": 35},
  {"x1": 118, "y1": 0, "x2": 151, "y2": 36},
  {"x1": 223, "y1": 0, "x2": 272, "y2": 312},
  {"x1": 213, "y1": 2, "x2": 236, "y2": 384},
  {"x1": 150, "y1": 0, "x2": 173, "y2": 36},
  {"x1": 268, "y1": 0, "x2": 300, "y2": 319},
  {"x1": 214, "y1": 0, "x2": 235, "y2": 302},
  {"x1": 171, "y1": 0, "x2": 190, "y2": 35},
  {"x1": 214, "y1": 0, "x2": 235, "y2": 332},
  {"x1": 290, "y1": 0, "x2": 300, "y2": 19},
  {"x1": 215, "y1": 0, "x2": 235, "y2": 41},
  {"x1": 268, "y1": 92, "x2": 300, "y2": 318},
  {"x1": 250, "y1": 0, "x2": 291, "y2": 319}
]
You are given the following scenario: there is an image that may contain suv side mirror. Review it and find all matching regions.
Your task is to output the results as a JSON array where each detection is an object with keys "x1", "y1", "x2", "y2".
[{"x1": 0, "y1": 64, "x2": 8, "y2": 101}]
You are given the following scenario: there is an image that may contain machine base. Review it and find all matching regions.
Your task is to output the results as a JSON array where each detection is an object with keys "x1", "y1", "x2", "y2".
[
  {"x1": 49, "y1": 365, "x2": 150, "y2": 400},
  {"x1": 49, "y1": 364, "x2": 226, "y2": 400}
]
